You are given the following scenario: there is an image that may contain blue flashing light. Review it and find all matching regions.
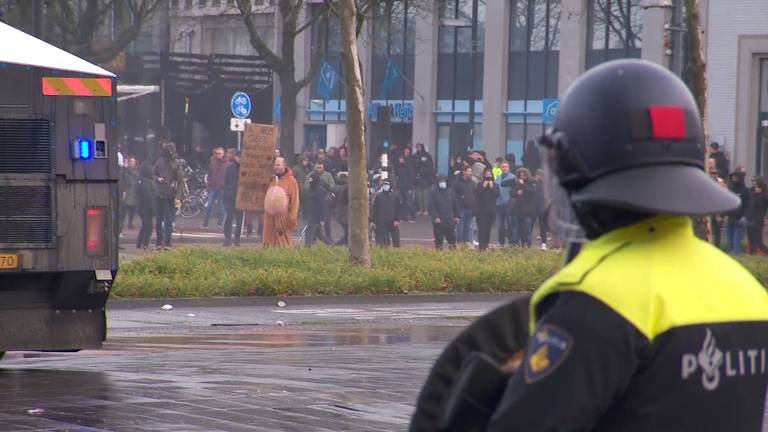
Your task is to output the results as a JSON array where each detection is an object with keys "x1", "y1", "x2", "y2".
[{"x1": 78, "y1": 138, "x2": 92, "y2": 160}]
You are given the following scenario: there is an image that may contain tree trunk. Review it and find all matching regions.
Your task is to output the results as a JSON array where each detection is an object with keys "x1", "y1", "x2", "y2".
[
  {"x1": 279, "y1": 80, "x2": 299, "y2": 153},
  {"x1": 339, "y1": 0, "x2": 370, "y2": 267},
  {"x1": 684, "y1": 0, "x2": 708, "y2": 142},
  {"x1": 684, "y1": 0, "x2": 711, "y2": 241}
]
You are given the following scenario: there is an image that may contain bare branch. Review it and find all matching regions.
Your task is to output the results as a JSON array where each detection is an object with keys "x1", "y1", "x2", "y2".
[
  {"x1": 236, "y1": 0, "x2": 284, "y2": 73},
  {"x1": 296, "y1": 14, "x2": 327, "y2": 89},
  {"x1": 293, "y1": 5, "x2": 328, "y2": 37}
]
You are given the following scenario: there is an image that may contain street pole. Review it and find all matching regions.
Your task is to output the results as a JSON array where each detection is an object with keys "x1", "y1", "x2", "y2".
[{"x1": 467, "y1": 0, "x2": 479, "y2": 151}]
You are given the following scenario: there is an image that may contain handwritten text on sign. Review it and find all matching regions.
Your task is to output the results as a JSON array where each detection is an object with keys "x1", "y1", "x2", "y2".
[{"x1": 236, "y1": 123, "x2": 277, "y2": 212}]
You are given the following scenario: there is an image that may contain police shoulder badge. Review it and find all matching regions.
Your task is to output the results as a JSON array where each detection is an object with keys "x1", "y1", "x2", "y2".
[{"x1": 524, "y1": 324, "x2": 574, "y2": 383}]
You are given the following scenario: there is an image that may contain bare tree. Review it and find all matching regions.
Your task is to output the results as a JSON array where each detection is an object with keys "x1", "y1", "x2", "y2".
[
  {"x1": 330, "y1": 0, "x2": 439, "y2": 266},
  {"x1": 683, "y1": 0, "x2": 707, "y2": 141},
  {"x1": 235, "y1": 0, "x2": 329, "y2": 152},
  {"x1": 333, "y1": 0, "x2": 370, "y2": 266},
  {"x1": 2, "y1": 0, "x2": 163, "y2": 64},
  {"x1": 683, "y1": 0, "x2": 710, "y2": 240}
]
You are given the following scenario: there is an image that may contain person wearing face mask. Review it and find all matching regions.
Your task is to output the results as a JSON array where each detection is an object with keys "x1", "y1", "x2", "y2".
[
  {"x1": 475, "y1": 168, "x2": 500, "y2": 250},
  {"x1": 429, "y1": 176, "x2": 461, "y2": 250},
  {"x1": 370, "y1": 180, "x2": 402, "y2": 247}
]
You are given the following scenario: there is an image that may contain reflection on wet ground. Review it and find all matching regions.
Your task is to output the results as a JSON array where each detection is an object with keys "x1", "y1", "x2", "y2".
[
  {"x1": 105, "y1": 325, "x2": 465, "y2": 351},
  {"x1": 0, "y1": 326, "x2": 466, "y2": 431}
]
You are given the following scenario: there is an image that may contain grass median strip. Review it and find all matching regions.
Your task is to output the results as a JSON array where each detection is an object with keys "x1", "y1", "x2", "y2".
[
  {"x1": 113, "y1": 246, "x2": 768, "y2": 299},
  {"x1": 112, "y1": 246, "x2": 563, "y2": 298}
]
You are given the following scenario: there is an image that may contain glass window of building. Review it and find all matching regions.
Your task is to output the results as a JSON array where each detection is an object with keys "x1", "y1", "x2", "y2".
[
  {"x1": 435, "y1": 0, "x2": 486, "y2": 173},
  {"x1": 309, "y1": 5, "x2": 345, "y2": 122},
  {"x1": 757, "y1": 59, "x2": 768, "y2": 175},
  {"x1": 506, "y1": 0, "x2": 560, "y2": 165},
  {"x1": 371, "y1": 1, "x2": 416, "y2": 102},
  {"x1": 437, "y1": 0, "x2": 485, "y2": 101},
  {"x1": 586, "y1": 0, "x2": 643, "y2": 69}
]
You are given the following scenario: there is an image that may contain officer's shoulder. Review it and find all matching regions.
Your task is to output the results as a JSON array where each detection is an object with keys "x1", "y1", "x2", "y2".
[{"x1": 539, "y1": 233, "x2": 768, "y2": 340}]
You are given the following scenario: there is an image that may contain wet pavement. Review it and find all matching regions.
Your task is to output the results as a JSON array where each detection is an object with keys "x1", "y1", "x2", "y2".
[
  {"x1": 119, "y1": 214, "x2": 437, "y2": 255},
  {"x1": 4, "y1": 294, "x2": 766, "y2": 431},
  {"x1": 0, "y1": 295, "x2": 508, "y2": 431}
]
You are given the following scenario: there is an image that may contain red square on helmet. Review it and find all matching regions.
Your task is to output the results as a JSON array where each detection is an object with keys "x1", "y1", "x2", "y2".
[{"x1": 649, "y1": 106, "x2": 686, "y2": 140}]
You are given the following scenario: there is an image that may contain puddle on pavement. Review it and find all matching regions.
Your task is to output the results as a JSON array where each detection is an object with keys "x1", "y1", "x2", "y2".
[{"x1": 105, "y1": 326, "x2": 465, "y2": 351}]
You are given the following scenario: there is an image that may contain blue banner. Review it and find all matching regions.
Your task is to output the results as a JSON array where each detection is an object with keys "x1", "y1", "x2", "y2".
[
  {"x1": 378, "y1": 59, "x2": 401, "y2": 100},
  {"x1": 317, "y1": 60, "x2": 339, "y2": 101}
]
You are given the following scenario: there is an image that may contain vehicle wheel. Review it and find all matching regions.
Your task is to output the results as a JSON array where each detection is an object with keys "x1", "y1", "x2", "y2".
[{"x1": 179, "y1": 198, "x2": 203, "y2": 219}]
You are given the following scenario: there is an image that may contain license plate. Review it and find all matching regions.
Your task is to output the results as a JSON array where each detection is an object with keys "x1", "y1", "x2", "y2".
[{"x1": 0, "y1": 254, "x2": 19, "y2": 269}]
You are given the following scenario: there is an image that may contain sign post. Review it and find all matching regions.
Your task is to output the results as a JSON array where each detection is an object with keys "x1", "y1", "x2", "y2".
[
  {"x1": 236, "y1": 123, "x2": 278, "y2": 213},
  {"x1": 231, "y1": 91, "x2": 252, "y2": 151}
]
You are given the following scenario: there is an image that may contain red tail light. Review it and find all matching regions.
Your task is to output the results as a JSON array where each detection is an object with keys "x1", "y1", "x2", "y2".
[{"x1": 85, "y1": 207, "x2": 107, "y2": 256}]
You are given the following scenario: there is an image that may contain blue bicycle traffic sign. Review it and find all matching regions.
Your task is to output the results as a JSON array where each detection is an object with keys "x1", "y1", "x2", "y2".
[
  {"x1": 231, "y1": 92, "x2": 251, "y2": 119},
  {"x1": 542, "y1": 98, "x2": 559, "y2": 124}
]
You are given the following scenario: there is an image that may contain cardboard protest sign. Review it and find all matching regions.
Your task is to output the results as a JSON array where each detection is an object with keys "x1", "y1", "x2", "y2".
[{"x1": 236, "y1": 123, "x2": 277, "y2": 211}]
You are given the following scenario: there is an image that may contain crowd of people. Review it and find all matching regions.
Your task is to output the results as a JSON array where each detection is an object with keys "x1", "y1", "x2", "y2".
[
  {"x1": 117, "y1": 138, "x2": 768, "y2": 255},
  {"x1": 291, "y1": 141, "x2": 552, "y2": 251},
  {"x1": 119, "y1": 142, "x2": 186, "y2": 250},
  {"x1": 707, "y1": 142, "x2": 768, "y2": 255}
]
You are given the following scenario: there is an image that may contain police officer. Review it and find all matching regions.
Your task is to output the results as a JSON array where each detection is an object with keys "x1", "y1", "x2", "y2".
[
  {"x1": 410, "y1": 59, "x2": 768, "y2": 432},
  {"x1": 486, "y1": 59, "x2": 768, "y2": 431}
]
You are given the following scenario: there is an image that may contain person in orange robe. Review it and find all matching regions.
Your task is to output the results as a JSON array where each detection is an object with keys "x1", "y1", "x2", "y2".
[{"x1": 263, "y1": 157, "x2": 300, "y2": 247}]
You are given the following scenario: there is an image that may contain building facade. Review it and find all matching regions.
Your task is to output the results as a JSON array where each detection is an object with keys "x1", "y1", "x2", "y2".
[
  {"x1": 119, "y1": 0, "x2": 766, "y2": 177},
  {"x1": 297, "y1": 0, "x2": 673, "y2": 175},
  {"x1": 704, "y1": 0, "x2": 768, "y2": 176}
]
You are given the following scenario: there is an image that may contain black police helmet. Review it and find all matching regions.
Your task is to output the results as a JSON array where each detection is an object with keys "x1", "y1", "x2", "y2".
[{"x1": 542, "y1": 59, "x2": 739, "y2": 215}]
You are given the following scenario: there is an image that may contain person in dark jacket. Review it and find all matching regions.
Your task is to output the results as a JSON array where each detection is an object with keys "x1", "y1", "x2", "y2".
[
  {"x1": 448, "y1": 155, "x2": 466, "y2": 187},
  {"x1": 202, "y1": 147, "x2": 228, "y2": 229},
  {"x1": 503, "y1": 167, "x2": 536, "y2": 247},
  {"x1": 453, "y1": 166, "x2": 477, "y2": 244},
  {"x1": 304, "y1": 172, "x2": 333, "y2": 246},
  {"x1": 726, "y1": 171, "x2": 752, "y2": 254},
  {"x1": 707, "y1": 158, "x2": 725, "y2": 249},
  {"x1": 135, "y1": 162, "x2": 155, "y2": 250},
  {"x1": 429, "y1": 176, "x2": 460, "y2": 249},
  {"x1": 371, "y1": 180, "x2": 402, "y2": 247},
  {"x1": 413, "y1": 143, "x2": 435, "y2": 216},
  {"x1": 336, "y1": 146, "x2": 349, "y2": 174},
  {"x1": 747, "y1": 176, "x2": 768, "y2": 255},
  {"x1": 522, "y1": 140, "x2": 541, "y2": 172},
  {"x1": 292, "y1": 157, "x2": 312, "y2": 222},
  {"x1": 121, "y1": 157, "x2": 138, "y2": 231},
  {"x1": 333, "y1": 172, "x2": 350, "y2": 246},
  {"x1": 710, "y1": 142, "x2": 730, "y2": 180},
  {"x1": 475, "y1": 168, "x2": 500, "y2": 250},
  {"x1": 153, "y1": 142, "x2": 185, "y2": 249},
  {"x1": 533, "y1": 168, "x2": 549, "y2": 250},
  {"x1": 395, "y1": 155, "x2": 417, "y2": 222},
  {"x1": 223, "y1": 152, "x2": 243, "y2": 247}
]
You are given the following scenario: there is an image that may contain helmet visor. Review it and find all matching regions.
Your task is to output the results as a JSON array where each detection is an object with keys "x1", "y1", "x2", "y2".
[{"x1": 540, "y1": 135, "x2": 587, "y2": 245}]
